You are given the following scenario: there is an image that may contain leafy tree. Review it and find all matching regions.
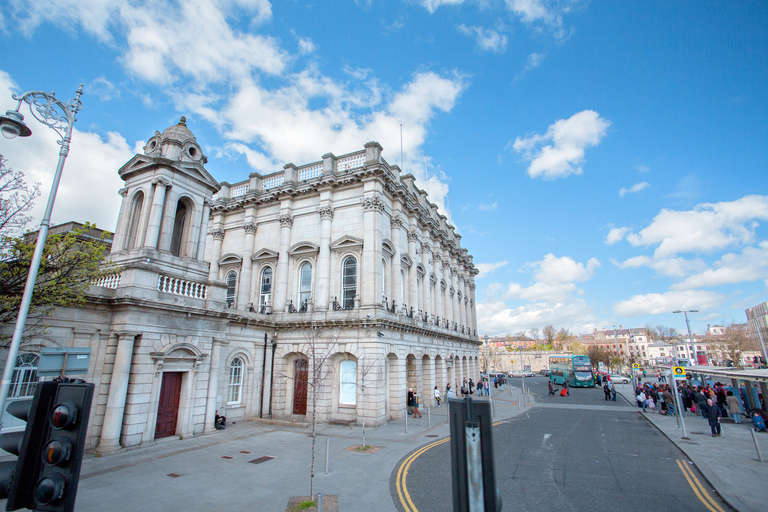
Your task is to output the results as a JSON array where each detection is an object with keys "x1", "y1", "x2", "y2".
[
  {"x1": 0, "y1": 222, "x2": 114, "y2": 347},
  {"x1": 569, "y1": 342, "x2": 586, "y2": 355},
  {"x1": 715, "y1": 322, "x2": 757, "y2": 366}
]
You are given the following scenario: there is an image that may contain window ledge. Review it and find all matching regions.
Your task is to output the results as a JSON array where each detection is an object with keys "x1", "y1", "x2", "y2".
[{"x1": 339, "y1": 403, "x2": 356, "y2": 409}]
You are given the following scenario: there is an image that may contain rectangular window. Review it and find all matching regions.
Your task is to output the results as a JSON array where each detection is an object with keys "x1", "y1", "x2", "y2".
[{"x1": 339, "y1": 360, "x2": 357, "y2": 405}]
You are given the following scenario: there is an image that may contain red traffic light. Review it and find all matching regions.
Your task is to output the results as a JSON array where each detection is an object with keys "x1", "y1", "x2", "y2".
[{"x1": 50, "y1": 402, "x2": 78, "y2": 429}]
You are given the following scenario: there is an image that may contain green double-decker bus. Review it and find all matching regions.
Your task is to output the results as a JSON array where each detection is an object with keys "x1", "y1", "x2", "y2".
[{"x1": 549, "y1": 355, "x2": 595, "y2": 388}]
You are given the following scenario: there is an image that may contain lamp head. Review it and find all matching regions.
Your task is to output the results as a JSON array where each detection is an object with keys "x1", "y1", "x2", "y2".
[
  {"x1": 0, "y1": 110, "x2": 32, "y2": 139},
  {"x1": 672, "y1": 310, "x2": 682, "y2": 314}
]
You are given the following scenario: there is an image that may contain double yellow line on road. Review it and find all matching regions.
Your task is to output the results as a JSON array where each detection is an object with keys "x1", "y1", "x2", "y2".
[{"x1": 676, "y1": 459, "x2": 727, "y2": 512}]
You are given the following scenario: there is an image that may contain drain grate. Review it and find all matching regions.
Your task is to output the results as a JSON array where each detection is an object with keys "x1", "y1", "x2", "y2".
[
  {"x1": 425, "y1": 435, "x2": 439, "y2": 437},
  {"x1": 166, "y1": 473, "x2": 182, "y2": 478},
  {"x1": 248, "y1": 456, "x2": 275, "y2": 464}
]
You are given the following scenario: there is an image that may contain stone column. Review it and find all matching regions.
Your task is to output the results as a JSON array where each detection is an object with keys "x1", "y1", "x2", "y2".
[
  {"x1": 450, "y1": 266, "x2": 458, "y2": 325},
  {"x1": 237, "y1": 221, "x2": 257, "y2": 309},
  {"x1": 458, "y1": 276, "x2": 466, "y2": 328},
  {"x1": 423, "y1": 356, "x2": 435, "y2": 407},
  {"x1": 196, "y1": 200, "x2": 211, "y2": 261},
  {"x1": 469, "y1": 280, "x2": 477, "y2": 332},
  {"x1": 144, "y1": 178, "x2": 170, "y2": 250},
  {"x1": 407, "y1": 228, "x2": 419, "y2": 314},
  {"x1": 434, "y1": 253, "x2": 443, "y2": 322},
  {"x1": 421, "y1": 234, "x2": 432, "y2": 316},
  {"x1": 316, "y1": 203, "x2": 333, "y2": 311},
  {"x1": 208, "y1": 228, "x2": 225, "y2": 281},
  {"x1": 204, "y1": 338, "x2": 228, "y2": 433},
  {"x1": 96, "y1": 332, "x2": 139, "y2": 454},
  {"x1": 273, "y1": 211, "x2": 293, "y2": 312},
  {"x1": 390, "y1": 214, "x2": 404, "y2": 310},
  {"x1": 111, "y1": 187, "x2": 130, "y2": 253},
  {"x1": 362, "y1": 194, "x2": 383, "y2": 307}
]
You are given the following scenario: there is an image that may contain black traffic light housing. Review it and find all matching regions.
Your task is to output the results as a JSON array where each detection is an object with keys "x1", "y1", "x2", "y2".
[{"x1": 5, "y1": 380, "x2": 94, "y2": 512}]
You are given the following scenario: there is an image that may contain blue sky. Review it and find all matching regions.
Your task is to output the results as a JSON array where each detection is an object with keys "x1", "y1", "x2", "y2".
[{"x1": 1, "y1": 0, "x2": 766, "y2": 338}]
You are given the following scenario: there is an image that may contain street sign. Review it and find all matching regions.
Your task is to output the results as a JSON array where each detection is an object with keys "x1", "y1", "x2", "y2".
[
  {"x1": 510, "y1": 359, "x2": 514, "y2": 364},
  {"x1": 632, "y1": 363, "x2": 640, "y2": 369},
  {"x1": 672, "y1": 366, "x2": 686, "y2": 380}
]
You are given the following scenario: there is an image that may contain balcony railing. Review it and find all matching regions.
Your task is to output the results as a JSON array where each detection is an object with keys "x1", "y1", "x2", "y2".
[{"x1": 158, "y1": 275, "x2": 207, "y2": 299}]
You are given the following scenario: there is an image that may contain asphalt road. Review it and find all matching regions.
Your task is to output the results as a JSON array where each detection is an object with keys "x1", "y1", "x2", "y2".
[{"x1": 391, "y1": 377, "x2": 734, "y2": 512}]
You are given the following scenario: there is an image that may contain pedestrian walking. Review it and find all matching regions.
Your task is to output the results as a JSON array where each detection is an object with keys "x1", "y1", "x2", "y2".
[
  {"x1": 549, "y1": 381, "x2": 555, "y2": 396},
  {"x1": 484, "y1": 378, "x2": 490, "y2": 396},
  {"x1": 413, "y1": 392, "x2": 423, "y2": 418},
  {"x1": 434, "y1": 385, "x2": 441, "y2": 407},
  {"x1": 603, "y1": 381, "x2": 611, "y2": 400},
  {"x1": 726, "y1": 391, "x2": 742, "y2": 424},
  {"x1": 469, "y1": 378, "x2": 474, "y2": 395},
  {"x1": 705, "y1": 398, "x2": 721, "y2": 436},
  {"x1": 446, "y1": 386, "x2": 454, "y2": 401},
  {"x1": 663, "y1": 386, "x2": 675, "y2": 416}
]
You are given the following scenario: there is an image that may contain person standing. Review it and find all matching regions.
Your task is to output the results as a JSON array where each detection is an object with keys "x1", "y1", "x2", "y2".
[
  {"x1": 726, "y1": 391, "x2": 742, "y2": 424},
  {"x1": 603, "y1": 381, "x2": 611, "y2": 401},
  {"x1": 469, "y1": 378, "x2": 475, "y2": 394},
  {"x1": 434, "y1": 385, "x2": 441, "y2": 407},
  {"x1": 484, "y1": 378, "x2": 490, "y2": 396},
  {"x1": 705, "y1": 398, "x2": 721, "y2": 436},
  {"x1": 694, "y1": 387, "x2": 708, "y2": 418},
  {"x1": 549, "y1": 381, "x2": 555, "y2": 396},
  {"x1": 446, "y1": 386, "x2": 454, "y2": 401},
  {"x1": 610, "y1": 380, "x2": 617, "y2": 401},
  {"x1": 663, "y1": 386, "x2": 676, "y2": 416},
  {"x1": 407, "y1": 388, "x2": 414, "y2": 415}
]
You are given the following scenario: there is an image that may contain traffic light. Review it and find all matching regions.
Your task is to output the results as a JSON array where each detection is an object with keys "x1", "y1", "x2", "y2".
[
  {"x1": 3, "y1": 380, "x2": 94, "y2": 512},
  {"x1": 0, "y1": 396, "x2": 35, "y2": 499}
]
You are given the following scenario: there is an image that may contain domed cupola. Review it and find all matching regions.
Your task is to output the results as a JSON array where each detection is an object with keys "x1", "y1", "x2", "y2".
[{"x1": 143, "y1": 116, "x2": 207, "y2": 164}]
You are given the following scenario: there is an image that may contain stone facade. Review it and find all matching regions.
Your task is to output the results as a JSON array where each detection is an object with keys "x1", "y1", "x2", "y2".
[{"x1": 2, "y1": 118, "x2": 480, "y2": 453}]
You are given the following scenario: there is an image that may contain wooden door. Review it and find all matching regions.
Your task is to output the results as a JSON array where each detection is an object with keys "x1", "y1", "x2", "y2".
[
  {"x1": 155, "y1": 372, "x2": 183, "y2": 439},
  {"x1": 293, "y1": 359, "x2": 308, "y2": 415}
]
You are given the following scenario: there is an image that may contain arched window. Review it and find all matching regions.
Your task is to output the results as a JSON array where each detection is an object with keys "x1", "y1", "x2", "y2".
[
  {"x1": 124, "y1": 192, "x2": 144, "y2": 250},
  {"x1": 259, "y1": 267, "x2": 273, "y2": 311},
  {"x1": 10, "y1": 353, "x2": 38, "y2": 398},
  {"x1": 298, "y1": 262, "x2": 312, "y2": 311},
  {"x1": 342, "y1": 257, "x2": 356, "y2": 309},
  {"x1": 170, "y1": 199, "x2": 190, "y2": 257},
  {"x1": 339, "y1": 359, "x2": 357, "y2": 404},
  {"x1": 228, "y1": 357, "x2": 244, "y2": 404},
  {"x1": 225, "y1": 270, "x2": 237, "y2": 308}
]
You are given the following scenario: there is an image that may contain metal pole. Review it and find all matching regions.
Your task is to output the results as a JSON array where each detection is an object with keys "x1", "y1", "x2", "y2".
[
  {"x1": 268, "y1": 336, "x2": 277, "y2": 419},
  {"x1": 259, "y1": 333, "x2": 267, "y2": 418},
  {"x1": 684, "y1": 311, "x2": 696, "y2": 364},
  {"x1": 316, "y1": 493, "x2": 323, "y2": 512},
  {"x1": 405, "y1": 405, "x2": 408, "y2": 434},
  {"x1": 614, "y1": 327, "x2": 620, "y2": 374},
  {"x1": 672, "y1": 372, "x2": 689, "y2": 440},
  {"x1": 325, "y1": 438, "x2": 330, "y2": 474},
  {"x1": 756, "y1": 327, "x2": 768, "y2": 365},
  {"x1": 0, "y1": 86, "x2": 82, "y2": 430},
  {"x1": 428, "y1": 406, "x2": 431, "y2": 428},
  {"x1": 751, "y1": 430, "x2": 764, "y2": 462}
]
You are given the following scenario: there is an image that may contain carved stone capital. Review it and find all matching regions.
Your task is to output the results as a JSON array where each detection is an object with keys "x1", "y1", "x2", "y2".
[
  {"x1": 407, "y1": 230, "x2": 420, "y2": 243},
  {"x1": 279, "y1": 213, "x2": 294, "y2": 228},
  {"x1": 118, "y1": 187, "x2": 129, "y2": 197},
  {"x1": 317, "y1": 205, "x2": 334, "y2": 220},
  {"x1": 152, "y1": 176, "x2": 172, "y2": 187},
  {"x1": 243, "y1": 222, "x2": 257, "y2": 235},
  {"x1": 362, "y1": 195, "x2": 385, "y2": 212},
  {"x1": 210, "y1": 228, "x2": 225, "y2": 241},
  {"x1": 391, "y1": 214, "x2": 405, "y2": 229}
]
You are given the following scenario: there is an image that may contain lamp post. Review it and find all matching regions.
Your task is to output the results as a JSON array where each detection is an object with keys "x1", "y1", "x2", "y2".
[
  {"x1": 0, "y1": 85, "x2": 83, "y2": 430},
  {"x1": 673, "y1": 309, "x2": 699, "y2": 364}
]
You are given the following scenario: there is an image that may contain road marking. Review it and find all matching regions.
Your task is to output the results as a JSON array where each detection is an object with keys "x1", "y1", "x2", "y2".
[
  {"x1": 676, "y1": 459, "x2": 726, "y2": 512},
  {"x1": 541, "y1": 433, "x2": 551, "y2": 448},
  {"x1": 396, "y1": 437, "x2": 450, "y2": 512}
]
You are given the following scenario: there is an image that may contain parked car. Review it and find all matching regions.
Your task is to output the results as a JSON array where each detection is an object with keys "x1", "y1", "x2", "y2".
[{"x1": 609, "y1": 374, "x2": 630, "y2": 384}]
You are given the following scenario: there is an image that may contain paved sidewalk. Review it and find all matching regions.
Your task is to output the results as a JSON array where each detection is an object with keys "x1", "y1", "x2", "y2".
[
  {"x1": 616, "y1": 384, "x2": 768, "y2": 512},
  {"x1": 0, "y1": 385, "x2": 532, "y2": 512}
]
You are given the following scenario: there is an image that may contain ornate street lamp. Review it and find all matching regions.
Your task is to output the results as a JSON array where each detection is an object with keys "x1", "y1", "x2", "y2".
[{"x1": 0, "y1": 85, "x2": 84, "y2": 430}]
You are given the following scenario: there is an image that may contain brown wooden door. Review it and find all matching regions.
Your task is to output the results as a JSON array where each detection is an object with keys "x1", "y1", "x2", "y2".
[
  {"x1": 155, "y1": 372, "x2": 183, "y2": 439},
  {"x1": 293, "y1": 359, "x2": 308, "y2": 415}
]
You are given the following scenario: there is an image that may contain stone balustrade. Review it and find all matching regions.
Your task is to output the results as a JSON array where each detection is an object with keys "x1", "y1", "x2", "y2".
[{"x1": 157, "y1": 275, "x2": 208, "y2": 299}]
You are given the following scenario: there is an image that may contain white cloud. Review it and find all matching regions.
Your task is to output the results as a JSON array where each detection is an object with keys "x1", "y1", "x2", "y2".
[
  {"x1": 457, "y1": 24, "x2": 508, "y2": 53},
  {"x1": 613, "y1": 290, "x2": 722, "y2": 317},
  {"x1": 624, "y1": 195, "x2": 768, "y2": 258},
  {"x1": 671, "y1": 241, "x2": 768, "y2": 290},
  {"x1": 619, "y1": 181, "x2": 649, "y2": 197},
  {"x1": 415, "y1": 0, "x2": 465, "y2": 13},
  {"x1": 635, "y1": 164, "x2": 650, "y2": 173},
  {"x1": 475, "y1": 261, "x2": 508, "y2": 279},
  {"x1": 616, "y1": 255, "x2": 705, "y2": 279},
  {"x1": 605, "y1": 226, "x2": 631, "y2": 245},
  {"x1": 512, "y1": 110, "x2": 610, "y2": 180},
  {"x1": 478, "y1": 202, "x2": 497, "y2": 211}
]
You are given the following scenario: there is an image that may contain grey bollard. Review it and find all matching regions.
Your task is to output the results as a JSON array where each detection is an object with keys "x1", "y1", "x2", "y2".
[
  {"x1": 316, "y1": 493, "x2": 323, "y2": 512},
  {"x1": 751, "y1": 429, "x2": 764, "y2": 462},
  {"x1": 325, "y1": 438, "x2": 330, "y2": 474},
  {"x1": 428, "y1": 406, "x2": 431, "y2": 428}
]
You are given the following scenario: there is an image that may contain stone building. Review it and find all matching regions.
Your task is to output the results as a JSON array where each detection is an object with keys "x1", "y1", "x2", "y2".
[{"x1": 3, "y1": 118, "x2": 480, "y2": 453}]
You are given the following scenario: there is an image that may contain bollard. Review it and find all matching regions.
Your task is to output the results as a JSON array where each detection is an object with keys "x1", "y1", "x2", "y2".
[
  {"x1": 405, "y1": 407, "x2": 408, "y2": 434},
  {"x1": 428, "y1": 406, "x2": 431, "y2": 428},
  {"x1": 316, "y1": 493, "x2": 323, "y2": 512},
  {"x1": 752, "y1": 430, "x2": 764, "y2": 462},
  {"x1": 325, "y1": 438, "x2": 330, "y2": 474}
]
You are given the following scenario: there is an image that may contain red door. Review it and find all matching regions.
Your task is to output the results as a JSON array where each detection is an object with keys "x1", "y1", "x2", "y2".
[
  {"x1": 293, "y1": 359, "x2": 308, "y2": 415},
  {"x1": 156, "y1": 372, "x2": 183, "y2": 439}
]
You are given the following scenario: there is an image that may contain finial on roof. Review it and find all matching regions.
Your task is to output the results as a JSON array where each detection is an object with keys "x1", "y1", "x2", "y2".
[{"x1": 179, "y1": 116, "x2": 187, "y2": 125}]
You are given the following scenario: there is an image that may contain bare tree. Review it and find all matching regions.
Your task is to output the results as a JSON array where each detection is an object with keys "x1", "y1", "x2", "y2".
[
  {"x1": 0, "y1": 155, "x2": 40, "y2": 255},
  {"x1": 554, "y1": 327, "x2": 573, "y2": 351},
  {"x1": 586, "y1": 345, "x2": 610, "y2": 368},
  {"x1": 716, "y1": 322, "x2": 757, "y2": 366},
  {"x1": 302, "y1": 325, "x2": 338, "y2": 500},
  {"x1": 357, "y1": 354, "x2": 382, "y2": 449},
  {"x1": 528, "y1": 327, "x2": 540, "y2": 343}
]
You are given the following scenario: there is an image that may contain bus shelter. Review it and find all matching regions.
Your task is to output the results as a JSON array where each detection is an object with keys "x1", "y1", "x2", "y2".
[{"x1": 684, "y1": 366, "x2": 768, "y2": 413}]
